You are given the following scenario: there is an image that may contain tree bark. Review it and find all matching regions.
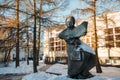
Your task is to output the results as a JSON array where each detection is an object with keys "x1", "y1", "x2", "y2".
[
  {"x1": 26, "y1": 7, "x2": 29, "y2": 65},
  {"x1": 27, "y1": 27, "x2": 29, "y2": 65},
  {"x1": 37, "y1": 0, "x2": 42, "y2": 66},
  {"x1": 33, "y1": 0, "x2": 37, "y2": 73},
  {"x1": 92, "y1": 0, "x2": 102, "y2": 73},
  {"x1": 16, "y1": 0, "x2": 20, "y2": 68}
]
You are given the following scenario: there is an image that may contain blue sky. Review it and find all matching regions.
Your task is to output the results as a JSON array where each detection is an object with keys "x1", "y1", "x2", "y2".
[
  {"x1": 55, "y1": 0, "x2": 120, "y2": 23},
  {"x1": 54, "y1": 0, "x2": 88, "y2": 23},
  {"x1": 58, "y1": 0, "x2": 87, "y2": 17},
  {"x1": 1, "y1": 0, "x2": 120, "y2": 23}
]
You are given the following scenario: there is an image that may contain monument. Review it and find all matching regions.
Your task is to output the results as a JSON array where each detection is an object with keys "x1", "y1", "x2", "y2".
[{"x1": 59, "y1": 16, "x2": 96, "y2": 79}]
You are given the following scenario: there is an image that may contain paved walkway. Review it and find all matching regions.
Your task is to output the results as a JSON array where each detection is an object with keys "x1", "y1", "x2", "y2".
[
  {"x1": 0, "y1": 74, "x2": 26, "y2": 80},
  {"x1": 39, "y1": 64, "x2": 52, "y2": 71}
]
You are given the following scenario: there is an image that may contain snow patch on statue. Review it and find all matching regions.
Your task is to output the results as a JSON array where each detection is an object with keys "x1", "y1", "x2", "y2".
[{"x1": 75, "y1": 40, "x2": 95, "y2": 55}]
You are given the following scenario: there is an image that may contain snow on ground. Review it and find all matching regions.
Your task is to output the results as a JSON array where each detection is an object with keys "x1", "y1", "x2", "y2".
[
  {"x1": 0, "y1": 61, "x2": 120, "y2": 80},
  {"x1": 0, "y1": 61, "x2": 46, "y2": 74},
  {"x1": 46, "y1": 63, "x2": 67, "y2": 75},
  {"x1": 22, "y1": 64, "x2": 120, "y2": 80},
  {"x1": 22, "y1": 72, "x2": 57, "y2": 80}
]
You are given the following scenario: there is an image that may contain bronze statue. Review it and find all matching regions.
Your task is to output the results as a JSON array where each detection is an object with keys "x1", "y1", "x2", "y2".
[{"x1": 59, "y1": 16, "x2": 96, "y2": 79}]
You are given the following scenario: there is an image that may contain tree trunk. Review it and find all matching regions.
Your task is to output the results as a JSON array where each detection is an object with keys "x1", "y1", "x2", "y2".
[
  {"x1": 5, "y1": 47, "x2": 13, "y2": 63},
  {"x1": 4, "y1": 48, "x2": 8, "y2": 63},
  {"x1": 33, "y1": 0, "x2": 37, "y2": 73},
  {"x1": 37, "y1": 0, "x2": 42, "y2": 66},
  {"x1": 92, "y1": 0, "x2": 102, "y2": 73},
  {"x1": 16, "y1": 0, "x2": 20, "y2": 68},
  {"x1": 26, "y1": 8, "x2": 29, "y2": 65},
  {"x1": 27, "y1": 26, "x2": 29, "y2": 65}
]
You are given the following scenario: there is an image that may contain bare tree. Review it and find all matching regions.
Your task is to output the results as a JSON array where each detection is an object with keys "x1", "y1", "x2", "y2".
[
  {"x1": 16, "y1": 0, "x2": 20, "y2": 67},
  {"x1": 37, "y1": 0, "x2": 42, "y2": 66},
  {"x1": 26, "y1": 11, "x2": 30, "y2": 65},
  {"x1": 33, "y1": 0, "x2": 37, "y2": 73},
  {"x1": 0, "y1": 0, "x2": 68, "y2": 70},
  {"x1": 92, "y1": 0, "x2": 102, "y2": 73}
]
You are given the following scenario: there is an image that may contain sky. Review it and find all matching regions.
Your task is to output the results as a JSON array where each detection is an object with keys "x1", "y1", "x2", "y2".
[
  {"x1": 56, "y1": 0, "x2": 88, "y2": 22},
  {"x1": 57, "y1": 0, "x2": 120, "y2": 21},
  {"x1": 1, "y1": 0, "x2": 120, "y2": 22}
]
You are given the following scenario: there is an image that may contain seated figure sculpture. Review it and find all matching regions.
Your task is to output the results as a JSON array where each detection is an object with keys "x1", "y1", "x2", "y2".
[{"x1": 59, "y1": 16, "x2": 96, "y2": 79}]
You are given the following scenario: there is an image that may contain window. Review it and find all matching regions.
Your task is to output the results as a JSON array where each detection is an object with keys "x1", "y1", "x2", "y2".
[
  {"x1": 104, "y1": 28, "x2": 113, "y2": 34},
  {"x1": 115, "y1": 27, "x2": 120, "y2": 47},
  {"x1": 115, "y1": 27, "x2": 120, "y2": 34},
  {"x1": 104, "y1": 27, "x2": 120, "y2": 47},
  {"x1": 49, "y1": 37, "x2": 66, "y2": 51},
  {"x1": 116, "y1": 35, "x2": 120, "y2": 40},
  {"x1": 49, "y1": 38, "x2": 54, "y2": 51},
  {"x1": 105, "y1": 35, "x2": 113, "y2": 41},
  {"x1": 104, "y1": 28, "x2": 114, "y2": 47},
  {"x1": 106, "y1": 41, "x2": 114, "y2": 47},
  {"x1": 116, "y1": 42, "x2": 120, "y2": 47}
]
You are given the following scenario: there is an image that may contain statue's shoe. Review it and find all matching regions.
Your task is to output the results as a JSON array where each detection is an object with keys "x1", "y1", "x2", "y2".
[
  {"x1": 67, "y1": 74, "x2": 87, "y2": 79},
  {"x1": 74, "y1": 72, "x2": 94, "y2": 79},
  {"x1": 82, "y1": 72, "x2": 94, "y2": 78},
  {"x1": 67, "y1": 72, "x2": 94, "y2": 79},
  {"x1": 76, "y1": 74, "x2": 87, "y2": 79}
]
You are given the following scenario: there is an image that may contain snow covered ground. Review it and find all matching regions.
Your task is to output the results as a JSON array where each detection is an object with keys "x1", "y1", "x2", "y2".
[
  {"x1": 0, "y1": 61, "x2": 46, "y2": 74},
  {"x1": 22, "y1": 64, "x2": 120, "y2": 80},
  {"x1": 0, "y1": 61, "x2": 120, "y2": 80}
]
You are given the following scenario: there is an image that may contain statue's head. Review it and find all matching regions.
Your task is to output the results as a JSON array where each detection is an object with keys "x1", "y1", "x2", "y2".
[{"x1": 65, "y1": 16, "x2": 75, "y2": 29}]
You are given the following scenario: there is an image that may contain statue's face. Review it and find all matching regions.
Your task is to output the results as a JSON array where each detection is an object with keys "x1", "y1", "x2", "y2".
[{"x1": 65, "y1": 16, "x2": 75, "y2": 29}]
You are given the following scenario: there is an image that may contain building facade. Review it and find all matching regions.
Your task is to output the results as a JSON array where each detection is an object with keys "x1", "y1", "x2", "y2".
[
  {"x1": 44, "y1": 11, "x2": 120, "y2": 65},
  {"x1": 43, "y1": 25, "x2": 67, "y2": 63}
]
